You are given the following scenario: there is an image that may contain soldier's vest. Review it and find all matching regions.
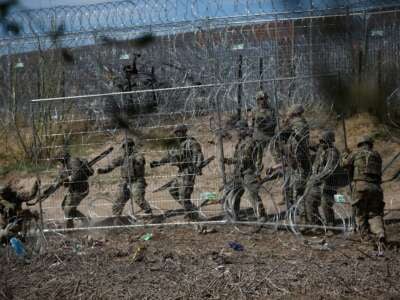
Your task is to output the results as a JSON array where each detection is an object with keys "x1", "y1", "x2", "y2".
[
  {"x1": 176, "y1": 137, "x2": 200, "y2": 172},
  {"x1": 353, "y1": 149, "x2": 382, "y2": 183},
  {"x1": 68, "y1": 158, "x2": 92, "y2": 192},
  {"x1": 121, "y1": 152, "x2": 145, "y2": 180},
  {"x1": 287, "y1": 117, "x2": 310, "y2": 173},
  {"x1": 253, "y1": 108, "x2": 276, "y2": 141},
  {"x1": 233, "y1": 137, "x2": 257, "y2": 176}
]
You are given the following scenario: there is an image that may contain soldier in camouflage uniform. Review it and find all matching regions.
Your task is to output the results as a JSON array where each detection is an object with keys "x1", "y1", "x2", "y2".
[
  {"x1": 304, "y1": 130, "x2": 340, "y2": 226},
  {"x1": 222, "y1": 120, "x2": 267, "y2": 222},
  {"x1": 150, "y1": 125, "x2": 204, "y2": 220},
  {"x1": 0, "y1": 179, "x2": 39, "y2": 241},
  {"x1": 341, "y1": 135, "x2": 385, "y2": 242},
  {"x1": 116, "y1": 54, "x2": 140, "y2": 93},
  {"x1": 251, "y1": 91, "x2": 277, "y2": 174},
  {"x1": 284, "y1": 104, "x2": 311, "y2": 208},
  {"x1": 52, "y1": 152, "x2": 94, "y2": 228},
  {"x1": 98, "y1": 138, "x2": 152, "y2": 217}
]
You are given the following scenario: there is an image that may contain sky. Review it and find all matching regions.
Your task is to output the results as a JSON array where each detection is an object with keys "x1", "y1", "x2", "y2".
[{"x1": 19, "y1": 0, "x2": 108, "y2": 9}]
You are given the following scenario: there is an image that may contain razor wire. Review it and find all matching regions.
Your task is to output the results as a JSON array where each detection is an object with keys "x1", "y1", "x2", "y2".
[{"x1": 0, "y1": 1, "x2": 398, "y2": 248}]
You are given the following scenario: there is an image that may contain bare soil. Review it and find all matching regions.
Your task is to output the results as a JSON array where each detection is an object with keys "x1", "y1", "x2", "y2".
[{"x1": 1, "y1": 224, "x2": 400, "y2": 299}]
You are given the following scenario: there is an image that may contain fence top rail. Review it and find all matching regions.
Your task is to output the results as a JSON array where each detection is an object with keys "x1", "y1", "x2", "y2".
[{"x1": 31, "y1": 73, "x2": 338, "y2": 103}]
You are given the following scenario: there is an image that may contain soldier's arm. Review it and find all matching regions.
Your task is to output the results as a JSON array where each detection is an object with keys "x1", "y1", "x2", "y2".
[
  {"x1": 98, "y1": 156, "x2": 123, "y2": 174},
  {"x1": 341, "y1": 150, "x2": 355, "y2": 168},
  {"x1": 82, "y1": 159, "x2": 95, "y2": 177},
  {"x1": 0, "y1": 198, "x2": 15, "y2": 211},
  {"x1": 192, "y1": 139, "x2": 204, "y2": 171},
  {"x1": 52, "y1": 169, "x2": 70, "y2": 187},
  {"x1": 318, "y1": 148, "x2": 340, "y2": 181},
  {"x1": 311, "y1": 147, "x2": 322, "y2": 174},
  {"x1": 150, "y1": 151, "x2": 175, "y2": 168}
]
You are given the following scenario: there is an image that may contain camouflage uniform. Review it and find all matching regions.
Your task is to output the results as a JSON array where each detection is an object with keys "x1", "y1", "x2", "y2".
[
  {"x1": 223, "y1": 121, "x2": 266, "y2": 221},
  {"x1": 304, "y1": 131, "x2": 340, "y2": 225},
  {"x1": 284, "y1": 104, "x2": 311, "y2": 207},
  {"x1": 341, "y1": 136, "x2": 385, "y2": 240},
  {"x1": 251, "y1": 91, "x2": 276, "y2": 174},
  {"x1": 0, "y1": 180, "x2": 39, "y2": 240},
  {"x1": 269, "y1": 129, "x2": 291, "y2": 206},
  {"x1": 98, "y1": 139, "x2": 152, "y2": 216},
  {"x1": 151, "y1": 125, "x2": 204, "y2": 219},
  {"x1": 57, "y1": 156, "x2": 94, "y2": 228}
]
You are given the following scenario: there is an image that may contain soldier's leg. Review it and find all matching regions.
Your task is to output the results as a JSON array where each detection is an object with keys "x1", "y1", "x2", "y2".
[
  {"x1": 168, "y1": 178, "x2": 180, "y2": 202},
  {"x1": 112, "y1": 182, "x2": 130, "y2": 216},
  {"x1": 244, "y1": 174, "x2": 266, "y2": 220},
  {"x1": 304, "y1": 184, "x2": 321, "y2": 224},
  {"x1": 179, "y1": 175, "x2": 197, "y2": 212},
  {"x1": 352, "y1": 191, "x2": 369, "y2": 236},
  {"x1": 62, "y1": 192, "x2": 88, "y2": 228},
  {"x1": 223, "y1": 181, "x2": 245, "y2": 221},
  {"x1": 282, "y1": 174, "x2": 293, "y2": 206},
  {"x1": 367, "y1": 190, "x2": 385, "y2": 239},
  {"x1": 62, "y1": 193, "x2": 75, "y2": 228},
  {"x1": 294, "y1": 176, "x2": 308, "y2": 224},
  {"x1": 0, "y1": 213, "x2": 6, "y2": 229},
  {"x1": 321, "y1": 188, "x2": 336, "y2": 226},
  {"x1": 255, "y1": 140, "x2": 267, "y2": 174},
  {"x1": 131, "y1": 181, "x2": 152, "y2": 214}
]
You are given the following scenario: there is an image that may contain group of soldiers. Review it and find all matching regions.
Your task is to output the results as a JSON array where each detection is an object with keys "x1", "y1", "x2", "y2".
[
  {"x1": 229, "y1": 90, "x2": 385, "y2": 245},
  {"x1": 0, "y1": 89, "x2": 387, "y2": 247}
]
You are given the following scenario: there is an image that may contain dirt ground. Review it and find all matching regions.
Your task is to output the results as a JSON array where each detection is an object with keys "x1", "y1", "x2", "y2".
[{"x1": 1, "y1": 223, "x2": 400, "y2": 299}]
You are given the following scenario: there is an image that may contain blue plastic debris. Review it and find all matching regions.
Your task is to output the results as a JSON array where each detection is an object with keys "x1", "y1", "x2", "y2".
[
  {"x1": 10, "y1": 237, "x2": 26, "y2": 257},
  {"x1": 228, "y1": 241, "x2": 244, "y2": 251}
]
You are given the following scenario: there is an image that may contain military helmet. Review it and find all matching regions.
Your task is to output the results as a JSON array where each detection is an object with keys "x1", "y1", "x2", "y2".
[
  {"x1": 321, "y1": 130, "x2": 335, "y2": 143},
  {"x1": 122, "y1": 138, "x2": 135, "y2": 148},
  {"x1": 173, "y1": 124, "x2": 188, "y2": 134},
  {"x1": 357, "y1": 135, "x2": 374, "y2": 147},
  {"x1": 288, "y1": 104, "x2": 305, "y2": 116},
  {"x1": 256, "y1": 91, "x2": 267, "y2": 101}
]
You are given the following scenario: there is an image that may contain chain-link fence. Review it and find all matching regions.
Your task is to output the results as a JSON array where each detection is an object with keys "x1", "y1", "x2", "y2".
[{"x1": 0, "y1": 1, "x2": 399, "y2": 240}]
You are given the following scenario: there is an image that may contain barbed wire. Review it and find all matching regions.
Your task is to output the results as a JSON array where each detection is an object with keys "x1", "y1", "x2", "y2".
[{"x1": 3, "y1": 0, "x2": 399, "y2": 39}]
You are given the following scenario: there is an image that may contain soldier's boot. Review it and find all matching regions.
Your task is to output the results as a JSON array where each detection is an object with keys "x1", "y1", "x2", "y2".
[
  {"x1": 74, "y1": 210, "x2": 90, "y2": 227},
  {"x1": 255, "y1": 203, "x2": 267, "y2": 223},
  {"x1": 369, "y1": 215, "x2": 386, "y2": 255},
  {"x1": 138, "y1": 203, "x2": 153, "y2": 218},
  {"x1": 181, "y1": 193, "x2": 199, "y2": 220}
]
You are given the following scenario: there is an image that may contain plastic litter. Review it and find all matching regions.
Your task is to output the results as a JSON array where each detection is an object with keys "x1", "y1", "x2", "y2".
[
  {"x1": 200, "y1": 192, "x2": 218, "y2": 202},
  {"x1": 131, "y1": 245, "x2": 146, "y2": 262},
  {"x1": 10, "y1": 237, "x2": 26, "y2": 258},
  {"x1": 140, "y1": 233, "x2": 153, "y2": 241},
  {"x1": 334, "y1": 194, "x2": 346, "y2": 203},
  {"x1": 228, "y1": 241, "x2": 244, "y2": 251}
]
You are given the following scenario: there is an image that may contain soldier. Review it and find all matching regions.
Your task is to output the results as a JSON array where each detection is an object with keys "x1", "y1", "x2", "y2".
[
  {"x1": 341, "y1": 135, "x2": 385, "y2": 244},
  {"x1": 284, "y1": 104, "x2": 311, "y2": 207},
  {"x1": 304, "y1": 130, "x2": 340, "y2": 226},
  {"x1": 150, "y1": 125, "x2": 204, "y2": 220},
  {"x1": 251, "y1": 91, "x2": 277, "y2": 174},
  {"x1": 117, "y1": 54, "x2": 140, "y2": 91},
  {"x1": 97, "y1": 138, "x2": 152, "y2": 218},
  {"x1": 53, "y1": 152, "x2": 94, "y2": 228},
  {"x1": 222, "y1": 120, "x2": 267, "y2": 222},
  {"x1": 0, "y1": 179, "x2": 39, "y2": 241}
]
